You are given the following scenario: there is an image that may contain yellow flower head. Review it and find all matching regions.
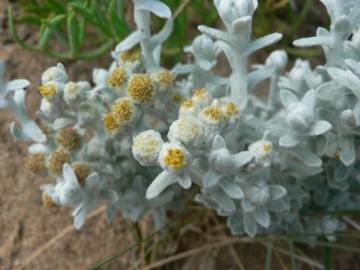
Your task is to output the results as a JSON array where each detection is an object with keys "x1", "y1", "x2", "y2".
[
  {"x1": 223, "y1": 101, "x2": 240, "y2": 120},
  {"x1": 200, "y1": 106, "x2": 223, "y2": 125},
  {"x1": 108, "y1": 68, "x2": 127, "y2": 89},
  {"x1": 163, "y1": 147, "x2": 187, "y2": 170},
  {"x1": 262, "y1": 142, "x2": 273, "y2": 154},
  {"x1": 128, "y1": 74, "x2": 154, "y2": 103},
  {"x1": 151, "y1": 69, "x2": 176, "y2": 92},
  {"x1": 120, "y1": 47, "x2": 142, "y2": 63},
  {"x1": 39, "y1": 82, "x2": 58, "y2": 98},
  {"x1": 111, "y1": 97, "x2": 136, "y2": 123},
  {"x1": 192, "y1": 88, "x2": 213, "y2": 107},
  {"x1": 104, "y1": 112, "x2": 121, "y2": 134}
]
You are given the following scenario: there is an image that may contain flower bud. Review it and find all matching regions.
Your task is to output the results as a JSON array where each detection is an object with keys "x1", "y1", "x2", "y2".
[
  {"x1": 341, "y1": 109, "x2": 357, "y2": 128},
  {"x1": 168, "y1": 116, "x2": 207, "y2": 147},
  {"x1": 41, "y1": 63, "x2": 68, "y2": 84},
  {"x1": 287, "y1": 104, "x2": 314, "y2": 132},
  {"x1": 132, "y1": 130, "x2": 163, "y2": 166},
  {"x1": 214, "y1": 0, "x2": 258, "y2": 30}
]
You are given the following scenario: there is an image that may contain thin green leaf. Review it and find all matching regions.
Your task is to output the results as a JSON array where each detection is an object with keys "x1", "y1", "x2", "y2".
[
  {"x1": 323, "y1": 245, "x2": 333, "y2": 270},
  {"x1": 44, "y1": 0, "x2": 66, "y2": 14},
  {"x1": 288, "y1": 240, "x2": 297, "y2": 270},
  {"x1": 264, "y1": 242, "x2": 273, "y2": 270},
  {"x1": 69, "y1": 2, "x2": 95, "y2": 22},
  {"x1": 67, "y1": 11, "x2": 80, "y2": 56},
  {"x1": 8, "y1": 7, "x2": 37, "y2": 51}
]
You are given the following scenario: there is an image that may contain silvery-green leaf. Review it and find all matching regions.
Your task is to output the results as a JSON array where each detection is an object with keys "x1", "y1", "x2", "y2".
[
  {"x1": 28, "y1": 143, "x2": 48, "y2": 154},
  {"x1": 197, "y1": 25, "x2": 233, "y2": 45},
  {"x1": 293, "y1": 36, "x2": 331, "y2": 47},
  {"x1": 10, "y1": 122, "x2": 32, "y2": 141},
  {"x1": 219, "y1": 178, "x2": 244, "y2": 199},
  {"x1": 231, "y1": 16, "x2": 252, "y2": 37},
  {"x1": 5, "y1": 79, "x2": 30, "y2": 93},
  {"x1": 279, "y1": 132, "x2": 301, "y2": 147},
  {"x1": 63, "y1": 163, "x2": 80, "y2": 187},
  {"x1": 292, "y1": 146, "x2": 322, "y2": 167},
  {"x1": 241, "y1": 199, "x2": 255, "y2": 212},
  {"x1": 248, "y1": 65, "x2": 276, "y2": 91},
  {"x1": 254, "y1": 208, "x2": 270, "y2": 228},
  {"x1": 115, "y1": 31, "x2": 146, "y2": 52},
  {"x1": 137, "y1": 0, "x2": 171, "y2": 18},
  {"x1": 22, "y1": 121, "x2": 47, "y2": 142},
  {"x1": 269, "y1": 185, "x2": 287, "y2": 200},
  {"x1": 267, "y1": 200, "x2": 289, "y2": 212},
  {"x1": 335, "y1": 163, "x2": 353, "y2": 182},
  {"x1": 212, "y1": 135, "x2": 226, "y2": 151},
  {"x1": 150, "y1": 18, "x2": 173, "y2": 48},
  {"x1": 176, "y1": 174, "x2": 192, "y2": 189},
  {"x1": 302, "y1": 89, "x2": 316, "y2": 109},
  {"x1": 203, "y1": 170, "x2": 222, "y2": 188},
  {"x1": 244, "y1": 33, "x2": 283, "y2": 56},
  {"x1": 53, "y1": 118, "x2": 73, "y2": 130},
  {"x1": 233, "y1": 151, "x2": 254, "y2": 168},
  {"x1": 146, "y1": 171, "x2": 176, "y2": 199},
  {"x1": 333, "y1": 15, "x2": 350, "y2": 32},
  {"x1": 172, "y1": 64, "x2": 194, "y2": 74},
  {"x1": 243, "y1": 211, "x2": 257, "y2": 237},
  {"x1": 280, "y1": 90, "x2": 298, "y2": 109},
  {"x1": 212, "y1": 189, "x2": 236, "y2": 212},
  {"x1": 308, "y1": 121, "x2": 332, "y2": 136},
  {"x1": 73, "y1": 202, "x2": 87, "y2": 230},
  {"x1": 327, "y1": 68, "x2": 360, "y2": 99},
  {"x1": 339, "y1": 134, "x2": 355, "y2": 166}
]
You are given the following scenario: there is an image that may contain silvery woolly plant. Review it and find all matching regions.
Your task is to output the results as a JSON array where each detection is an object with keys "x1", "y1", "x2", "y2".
[{"x1": 3, "y1": 0, "x2": 360, "y2": 238}]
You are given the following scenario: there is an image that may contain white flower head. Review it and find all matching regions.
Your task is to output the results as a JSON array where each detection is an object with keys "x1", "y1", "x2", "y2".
[
  {"x1": 38, "y1": 81, "x2": 63, "y2": 102},
  {"x1": 41, "y1": 63, "x2": 68, "y2": 84},
  {"x1": 158, "y1": 142, "x2": 191, "y2": 173},
  {"x1": 213, "y1": 98, "x2": 241, "y2": 123},
  {"x1": 168, "y1": 115, "x2": 207, "y2": 147},
  {"x1": 151, "y1": 69, "x2": 176, "y2": 93},
  {"x1": 179, "y1": 99, "x2": 201, "y2": 118},
  {"x1": 132, "y1": 130, "x2": 164, "y2": 166},
  {"x1": 191, "y1": 88, "x2": 213, "y2": 108},
  {"x1": 63, "y1": 81, "x2": 90, "y2": 104},
  {"x1": 199, "y1": 104, "x2": 224, "y2": 128},
  {"x1": 248, "y1": 138, "x2": 273, "y2": 166}
]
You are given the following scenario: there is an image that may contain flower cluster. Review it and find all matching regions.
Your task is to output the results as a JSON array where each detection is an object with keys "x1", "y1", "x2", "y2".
[{"x1": 3, "y1": 0, "x2": 360, "y2": 238}]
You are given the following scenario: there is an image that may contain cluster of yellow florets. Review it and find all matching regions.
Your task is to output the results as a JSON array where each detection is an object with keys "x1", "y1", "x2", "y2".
[
  {"x1": 108, "y1": 68, "x2": 127, "y2": 89},
  {"x1": 163, "y1": 147, "x2": 187, "y2": 169},
  {"x1": 38, "y1": 83, "x2": 58, "y2": 98},
  {"x1": 127, "y1": 74, "x2": 154, "y2": 103},
  {"x1": 120, "y1": 47, "x2": 142, "y2": 63},
  {"x1": 104, "y1": 112, "x2": 121, "y2": 134},
  {"x1": 111, "y1": 97, "x2": 136, "y2": 123}
]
